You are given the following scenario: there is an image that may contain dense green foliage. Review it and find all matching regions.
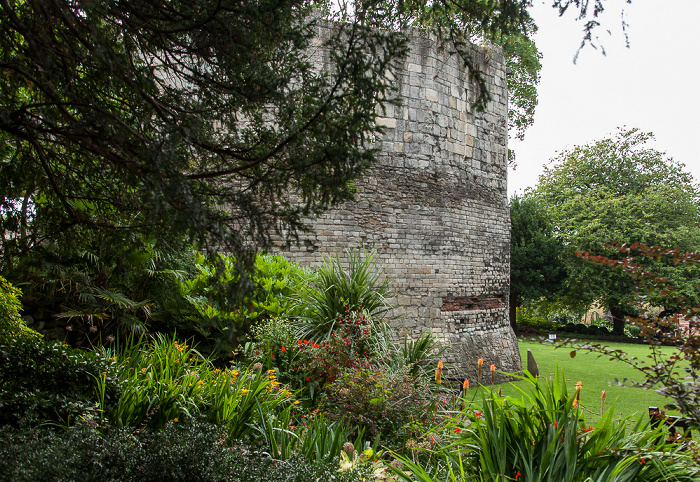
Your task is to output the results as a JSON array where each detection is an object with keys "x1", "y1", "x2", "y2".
[
  {"x1": 176, "y1": 252, "x2": 309, "y2": 354},
  {"x1": 509, "y1": 196, "x2": 566, "y2": 327},
  {"x1": 529, "y1": 128, "x2": 700, "y2": 332},
  {"x1": 292, "y1": 249, "x2": 394, "y2": 348},
  {"x1": 391, "y1": 371, "x2": 699, "y2": 481},
  {"x1": 0, "y1": 337, "x2": 119, "y2": 427},
  {"x1": 0, "y1": 275, "x2": 38, "y2": 342},
  {"x1": 0, "y1": 0, "x2": 408, "y2": 265},
  {"x1": 0, "y1": 418, "x2": 368, "y2": 482}
]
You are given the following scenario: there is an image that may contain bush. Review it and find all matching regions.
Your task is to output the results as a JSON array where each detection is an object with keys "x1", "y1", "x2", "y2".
[
  {"x1": 0, "y1": 276, "x2": 38, "y2": 342},
  {"x1": 585, "y1": 325, "x2": 598, "y2": 335},
  {"x1": 596, "y1": 326, "x2": 610, "y2": 336},
  {"x1": 563, "y1": 322, "x2": 576, "y2": 333},
  {"x1": 177, "y1": 252, "x2": 308, "y2": 357},
  {"x1": 323, "y1": 365, "x2": 436, "y2": 444},
  {"x1": 516, "y1": 306, "x2": 560, "y2": 332},
  {"x1": 0, "y1": 418, "x2": 367, "y2": 481},
  {"x1": 574, "y1": 323, "x2": 588, "y2": 334},
  {"x1": 291, "y1": 248, "x2": 394, "y2": 348},
  {"x1": 0, "y1": 337, "x2": 119, "y2": 427},
  {"x1": 106, "y1": 335, "x2": 292, "y2": 436}
]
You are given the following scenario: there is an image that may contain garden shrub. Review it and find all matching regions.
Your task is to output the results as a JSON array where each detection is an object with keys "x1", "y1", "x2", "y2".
[
  {"x1": 0, "y1": 337, "x2": 119, "y2": 427},
  {"x1": 2, "y1": 238, "x2": 195, "y2": 343},
  {"x1": 106, "y1": 335, "x2": 292, "y2": 436},
  {"x1": 323, "y1": 365, "x2": 436, "y2": 444},
  {"x1": 249, "y1": 310, "x2": 385, "y2": 406},
  {"x1": 574, "y1": 323, "x2": 588, "y2": 334},
  {"x1": 0, "y1": 417, "x2": 367, "y2": 482},
  {"x1": 177, "y1": 252, "x2": 307, "y2": 356},
  {"x1": 0, "y1": 275, "x2": 38, "y2": 342},
  {"x1": 399, "y1": 330, "x2": 447, "y2": 378},
  {"x1": 291, "y1": 248, "x2": 394, "y2": 348},
  {"x1": 585, "y1": 325, "x2": 598, "y2": 335},
  {"x1": 563, "y1": 322, "x2": 576, "y2": 333}
]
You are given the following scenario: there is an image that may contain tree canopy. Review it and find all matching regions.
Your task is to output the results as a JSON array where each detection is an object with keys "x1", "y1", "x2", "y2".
[{"x1": 529, "y1": 128, "x2": 700, "y2": 332}]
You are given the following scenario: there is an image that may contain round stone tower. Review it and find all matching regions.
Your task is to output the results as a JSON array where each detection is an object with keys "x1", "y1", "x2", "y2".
[{"x1": 274, "y1": 26, "x2": 520, "y2": 381}]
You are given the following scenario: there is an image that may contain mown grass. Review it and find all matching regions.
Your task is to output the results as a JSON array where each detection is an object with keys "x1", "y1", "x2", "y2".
[{"x1": 465, "y1": 337, "x2": 679, "y2": 425}]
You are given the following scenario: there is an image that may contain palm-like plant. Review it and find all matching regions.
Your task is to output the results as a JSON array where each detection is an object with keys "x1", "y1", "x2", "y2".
[{"x1": 291, "y1": 248, "x2": 395, "y2": 353}]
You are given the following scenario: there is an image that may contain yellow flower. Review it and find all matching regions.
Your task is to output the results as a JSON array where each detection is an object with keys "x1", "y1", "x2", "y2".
[
  {"x1": 240, "y1": 388, "x2": 250, "y2": 394},
  {"x1": 173, "y1": 417, "x2": 179, "y2": 423},
  {"x1": 141, "y1": 368, "x2": 147, "y2": 373}
]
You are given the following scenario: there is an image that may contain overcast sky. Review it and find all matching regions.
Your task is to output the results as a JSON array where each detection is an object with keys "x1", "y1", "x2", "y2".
[{"x1": 508, "y1": 0, "x2": 700, "y2": 196}]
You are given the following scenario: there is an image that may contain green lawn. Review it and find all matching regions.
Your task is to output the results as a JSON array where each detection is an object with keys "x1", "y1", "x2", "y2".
[{"x1": 469, "y1": 338, "x2": 680, "y2": 425}]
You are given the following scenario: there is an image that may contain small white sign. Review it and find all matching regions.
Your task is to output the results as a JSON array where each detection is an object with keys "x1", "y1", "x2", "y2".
[{"x1": 548, "y1": 333, "x2": 557, "y2": 340}]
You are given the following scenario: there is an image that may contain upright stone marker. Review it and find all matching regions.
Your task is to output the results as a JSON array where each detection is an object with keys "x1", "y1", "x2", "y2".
[{"x1": 527, "y1": 348, "x2": 539, "y2": 378}]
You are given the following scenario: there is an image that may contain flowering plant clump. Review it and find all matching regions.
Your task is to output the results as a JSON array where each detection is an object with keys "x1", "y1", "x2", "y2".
[{"x1": 292, "y1": 310, "x2": 383, "y2": 387}]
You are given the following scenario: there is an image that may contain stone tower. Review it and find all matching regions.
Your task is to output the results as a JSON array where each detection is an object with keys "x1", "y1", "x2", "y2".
[{"x1": 274, "y1": 26, "x2": 520, "y2": 381}]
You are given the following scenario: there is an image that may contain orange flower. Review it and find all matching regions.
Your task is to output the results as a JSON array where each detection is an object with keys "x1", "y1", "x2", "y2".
[
  {"x1": 435, "y1": 368, "x2": 442, "y2": 385},
  {"x1": 573, "y1": 399, "x2": 578, "y2": 407},
  {"x1": 437, "y1": 360, "x2": 443, "y2": 369},
  {"x1": 478, "y1": 358, "x2": 484, "y2": 367},
  {"x1": 463, "y1": 379, "x2": 469, "y2": 390},
  {"x1": 454, "y1": 427, "x2": 461, "y2": 433},
  {"x1": 601, "y1": 390, "x2": 607, "y2": 400},
  {"x1": 490, "y1": 364, "x2": 495, "y2": 372},
  {"x1": 281, "y1": 346, "x2": 287, "y2": 352}
]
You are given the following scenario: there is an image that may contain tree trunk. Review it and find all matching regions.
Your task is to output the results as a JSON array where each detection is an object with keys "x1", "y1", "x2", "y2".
[
  {"x1": 609, "y1": 306, "x2": 626, "y2": 335},
  {"x1": 509, "y1": 292, "x2": 518, "y2": 330}
]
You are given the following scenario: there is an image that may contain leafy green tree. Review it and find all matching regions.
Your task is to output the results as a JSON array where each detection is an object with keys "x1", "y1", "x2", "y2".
[
  {"x1": 509, "y1": 195, "x2": 566, "y2": 328},
  {"x1": 529, "y1": 128, "x2": 700, "y2": 333}
]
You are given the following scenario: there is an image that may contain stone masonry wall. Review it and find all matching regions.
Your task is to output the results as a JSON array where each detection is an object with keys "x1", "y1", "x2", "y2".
[{"x1": 273, "y1": 26, "x2": 520, "y2": 381}]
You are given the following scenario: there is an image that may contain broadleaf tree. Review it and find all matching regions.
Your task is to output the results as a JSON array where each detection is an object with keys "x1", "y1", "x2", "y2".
[{"x1": 529, "y1": 128, "x2": 700, "y2": 333}]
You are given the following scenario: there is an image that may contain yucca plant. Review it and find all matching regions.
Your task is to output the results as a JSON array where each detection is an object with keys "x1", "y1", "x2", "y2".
[
  {"x1": 292, "y1": 248, "x2": 394, "y2": 353},
  {"x1": 400, "y1": 330, "x2": 449, "y2": 377}
]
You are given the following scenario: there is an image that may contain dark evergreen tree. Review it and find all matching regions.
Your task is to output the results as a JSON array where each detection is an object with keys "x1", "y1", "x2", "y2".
[{"x1": 509, "y1": 195, "x2": 566, "y2": 328}]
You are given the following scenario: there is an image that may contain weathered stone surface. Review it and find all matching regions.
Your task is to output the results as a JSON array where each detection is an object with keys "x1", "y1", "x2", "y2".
[{"x1": 272, "y1": 26, "x2": 520, "y2": 380}]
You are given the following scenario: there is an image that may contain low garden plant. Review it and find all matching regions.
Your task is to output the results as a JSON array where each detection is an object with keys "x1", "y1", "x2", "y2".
[{"x1": 390, "y1": 370, "x2": 700, "y2": 481}]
